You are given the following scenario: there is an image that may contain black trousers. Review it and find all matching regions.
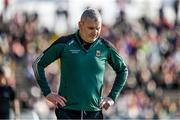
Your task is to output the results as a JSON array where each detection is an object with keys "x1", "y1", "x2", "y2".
[
  {"x1": 0, "y1": 111, "x2": 9, "y2": 119},
  {"x1": 55, "y1": 107, "x2": 103, "y2": 119}
]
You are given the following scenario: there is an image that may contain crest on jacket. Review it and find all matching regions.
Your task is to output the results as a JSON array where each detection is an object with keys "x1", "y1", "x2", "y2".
[{"x1": 96, "y1": 50, "x2": 101, "y2": 57}]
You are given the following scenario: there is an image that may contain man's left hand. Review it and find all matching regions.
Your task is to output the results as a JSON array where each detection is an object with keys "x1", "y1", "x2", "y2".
[{"x1": 99, "y1": 97, "x2": 114, "y2": 110}]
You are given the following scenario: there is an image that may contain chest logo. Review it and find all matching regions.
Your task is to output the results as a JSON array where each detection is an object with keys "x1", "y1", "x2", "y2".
[
  {"x1": 69, "y1": 49, "x2": 80, "y2": 54},
  {"x1": 96, "y1": 50, "x2": 101, "y2": 57}
]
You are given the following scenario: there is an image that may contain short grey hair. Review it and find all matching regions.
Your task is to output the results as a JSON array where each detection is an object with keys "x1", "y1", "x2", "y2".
[{"x1": 80, "y1": 8, "x2": 102, "y2": 22}]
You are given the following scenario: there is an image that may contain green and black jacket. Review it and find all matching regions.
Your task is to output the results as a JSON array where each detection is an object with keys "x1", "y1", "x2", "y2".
[{"x1": 32, "y1": 31, "x2": 128, "y2": 111}]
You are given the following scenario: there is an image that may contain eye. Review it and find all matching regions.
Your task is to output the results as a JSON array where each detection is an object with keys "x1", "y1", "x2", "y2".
[
  {"x1": 88, "y1": 27, "x2": 94, "y2": 30},
  {"x1": 96, "y1": 28, "x2": 100, "y2": 31}
]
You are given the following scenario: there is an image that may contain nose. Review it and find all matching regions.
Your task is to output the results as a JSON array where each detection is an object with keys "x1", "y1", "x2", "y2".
[
  {"x1": 90, "y1": 30, "x2": 96, "y2": 36},
  {"x1": 93, "y1": 29, "x2": 98, "y2": 35}
]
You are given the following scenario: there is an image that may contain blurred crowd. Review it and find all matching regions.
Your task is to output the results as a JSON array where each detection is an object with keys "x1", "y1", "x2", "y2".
[{"x1": 0, "y1": 0, "x2": 180, "y2": 119}]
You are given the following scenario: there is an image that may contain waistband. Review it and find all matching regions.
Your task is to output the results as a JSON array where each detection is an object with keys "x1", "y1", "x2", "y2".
[{"x1": 58, "y1": 107, "x2": 102, "y2": 114}]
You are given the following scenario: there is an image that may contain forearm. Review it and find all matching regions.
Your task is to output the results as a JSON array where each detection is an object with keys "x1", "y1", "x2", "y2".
[
  {"x1": 108, "y1": 67, "x2": 128, "y2": 101},
  {"x1": 32, "y1": 61, "x2": 51, "y2": 96},
  {"x1": 12, "y1": 99, "x2": 20, "y2": 118}
]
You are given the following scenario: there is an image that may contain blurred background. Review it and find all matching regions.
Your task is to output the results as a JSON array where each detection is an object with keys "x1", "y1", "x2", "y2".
[{"x1": 0, "y1": 0, "x2": 180, "y2": 119}]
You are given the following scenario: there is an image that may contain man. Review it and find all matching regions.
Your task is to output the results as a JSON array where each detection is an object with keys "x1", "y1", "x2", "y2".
[
  {"x1": 0, "y1": 67, "x2": 20, "y2": 119},
  {"x1": 32, "y1": 8, "x2": 128, "y2": 119}
]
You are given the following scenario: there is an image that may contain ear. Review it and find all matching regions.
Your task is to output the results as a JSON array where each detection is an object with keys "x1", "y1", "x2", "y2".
[{"x1": 78, "y1": 21, "x2": 81, "y2": 28}]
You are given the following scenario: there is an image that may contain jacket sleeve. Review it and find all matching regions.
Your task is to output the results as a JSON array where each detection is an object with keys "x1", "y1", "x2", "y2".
[
  {"x1": 32, "y1": 42, "x2": 65, "y2": 96},
  {"x1": 107, "y1": 47, "x2": 128, "y2": 101}
]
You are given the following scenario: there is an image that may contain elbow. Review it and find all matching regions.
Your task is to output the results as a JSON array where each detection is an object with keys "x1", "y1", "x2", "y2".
[
  {"x1": 32, "y1": 60, "x2": 38, "y2": 79},
  {"x1": 124, "y1": 66, "x2": 128, "y2": 77},
  {"x1": 120, "y1": 64, "x2": 128, "y2": 73},
  {"x1": 117, "y1": 65, "x2": 128, "y2": 77},
  {"x1": 125, "y1": 66, "x2": 128, "y2": 74},
  {"x1": 32, "y1": 57, "x2": 41, "y2": 74}
]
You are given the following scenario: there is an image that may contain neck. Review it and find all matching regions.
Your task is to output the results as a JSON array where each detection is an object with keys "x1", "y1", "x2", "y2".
[{"x1": 79, "y1": 31, "x2": 93, "y2": 43}]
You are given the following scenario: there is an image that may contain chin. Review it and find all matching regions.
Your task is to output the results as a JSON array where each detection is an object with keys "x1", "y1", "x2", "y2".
[
  {"x1": 91, "y1": 37, "x2": 97, "y2": 42},
  {"x1": 89, "y1": 39, "x2": 96, "y2": 43}
]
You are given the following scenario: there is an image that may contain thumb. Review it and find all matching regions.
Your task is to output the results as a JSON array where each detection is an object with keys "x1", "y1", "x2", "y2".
[{"x1": 99, "y1": 100, "x2": 106, "y2": 108}]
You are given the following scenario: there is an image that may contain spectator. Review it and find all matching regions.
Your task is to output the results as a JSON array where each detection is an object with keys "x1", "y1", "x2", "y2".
[{"x1": 0, "y1": 67, "x2": 20, "y2": 119}]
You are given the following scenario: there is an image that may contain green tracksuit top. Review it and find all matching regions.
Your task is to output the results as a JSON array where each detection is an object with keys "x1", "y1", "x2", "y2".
[{"x1": 32, "y1": 31, "x2": 128, "y2": 111}]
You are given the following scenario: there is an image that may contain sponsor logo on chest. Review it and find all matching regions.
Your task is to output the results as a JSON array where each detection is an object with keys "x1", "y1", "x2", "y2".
[{"x1": 69, "y1": 49, "x2": 80, "y2": 54}]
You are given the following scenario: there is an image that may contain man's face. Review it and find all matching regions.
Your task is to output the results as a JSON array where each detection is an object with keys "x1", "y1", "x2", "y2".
[{"x1": 79, "y1": 17, "x2": 102, "y2": 43}]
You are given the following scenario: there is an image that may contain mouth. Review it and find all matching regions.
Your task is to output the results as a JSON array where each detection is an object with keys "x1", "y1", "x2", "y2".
[{"x1": 90, "y1": 35, "x2": 97, "y2": 39}]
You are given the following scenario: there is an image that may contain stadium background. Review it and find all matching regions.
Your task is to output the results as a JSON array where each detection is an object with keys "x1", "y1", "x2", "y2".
[{"x1": 0, "y1": 0, "x2": 180, "y2": 119}]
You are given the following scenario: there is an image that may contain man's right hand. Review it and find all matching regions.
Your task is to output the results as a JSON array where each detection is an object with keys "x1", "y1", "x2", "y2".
[{"x1": 46, "y1": 92, "x2": 67, "y2": 107}]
